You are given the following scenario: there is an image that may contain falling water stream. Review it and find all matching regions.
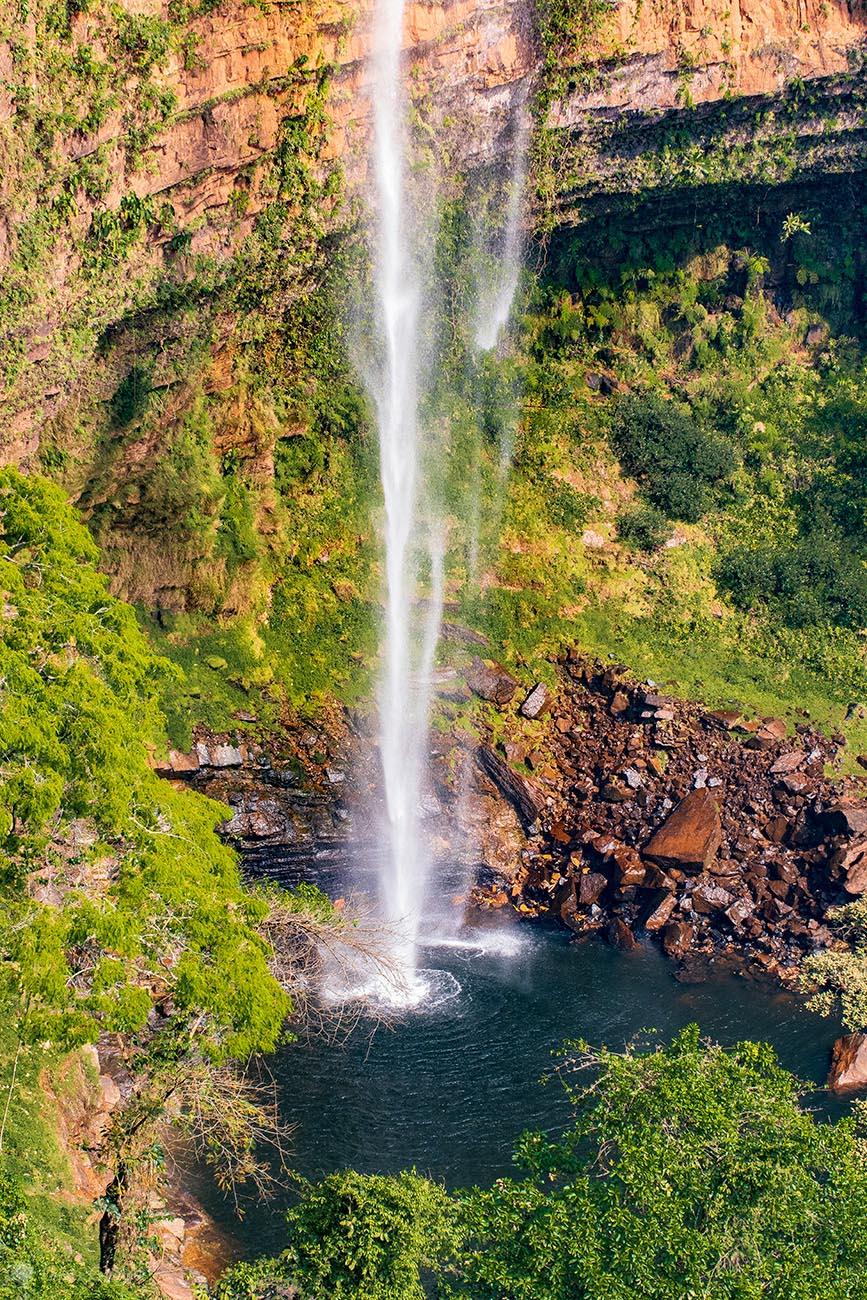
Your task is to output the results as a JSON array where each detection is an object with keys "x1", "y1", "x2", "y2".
[
  {"x1": 365, "y1": 0, "x2": 534, "y2": 1002},
  {"x1": 472, "y1": 93, "x2": 531, "y2": 355},
  {"x1": 367, "y1": 0, "x2": 443, "y2": 1001}
]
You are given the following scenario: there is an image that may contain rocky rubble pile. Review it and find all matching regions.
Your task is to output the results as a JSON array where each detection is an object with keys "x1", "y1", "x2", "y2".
[{"x1": 468, "y1": 651, "x2": 867, "y2": 985}]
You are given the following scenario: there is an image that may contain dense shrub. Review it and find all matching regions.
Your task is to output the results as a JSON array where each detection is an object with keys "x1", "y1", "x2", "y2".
[
  {"x1": 447, "y1": 1028, "x2": 867, "y2": 1299},
  {"x1": 544, "y1": 476, "x2": 595, "y2": 531},
  {"x1": 610, "y1": 392, "x2": 736, "y2": 522},
  {"x1": 804, "y1": 386, "x2": 867, "y2": 541},
  {"x1": 0, "y1": 469, "x2": 292, "y2": 1058},
  {"x1": 109, "y1": 365, "x2": 151, "y2": 427},
  {"x1": 214, "y1": 1171, "x2": 460, "y2": 1300},
  {"x1": 616, "y1": 501, "x2": 670, "y2": 552},
  {"x1": 717, "y1": 528, "x2": 867, "y2": 630}
]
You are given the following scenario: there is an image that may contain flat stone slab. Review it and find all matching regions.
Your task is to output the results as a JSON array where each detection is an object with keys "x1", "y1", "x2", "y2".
[{"x1": 643, "y1": 787, "x2": 722, "y2": 872}]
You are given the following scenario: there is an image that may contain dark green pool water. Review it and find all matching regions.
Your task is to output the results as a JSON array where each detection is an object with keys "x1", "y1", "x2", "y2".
[{"x1": 205, "y1": 853, "x2": 842, "y2": 1257}]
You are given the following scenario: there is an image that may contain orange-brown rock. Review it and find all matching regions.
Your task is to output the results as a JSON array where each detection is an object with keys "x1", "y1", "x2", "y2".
[
  {"x1": 662, "y1": 919, "x2": 694, "y2": 959},
  {"x1": 834, "y1": 838, "x2": 867, "y2": 896},
  {"x1": 644, "y1": 787, "x2": 722, "y2": 872},
  {"x1": 3, "y1": 0, "x2": 867, "y2": 469},
  {"x1": 476, "y1": 744, "x2": 545, "y2": 828},
  {"x1": 642, "y1": 890, "x2": 678, "y2": 932},
  {"x1": 828, "y1": 1033, "x2": 867, "y2": 1092}
]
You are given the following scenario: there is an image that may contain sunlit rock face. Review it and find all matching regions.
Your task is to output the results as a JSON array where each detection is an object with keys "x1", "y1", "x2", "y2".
[
  {"x1": 2, "y1": 0, "x2": 862, "y2": 260},
  {"x1": 1, "y1": 0, "x2": 864, "y2": 467}
]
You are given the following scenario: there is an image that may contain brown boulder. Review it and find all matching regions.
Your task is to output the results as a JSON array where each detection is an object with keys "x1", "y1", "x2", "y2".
[
  {"x1": 642, "y1": 891, "x2": 678, "y2": 932},
  {"x1": 577, "y1": 871, "x2": 608, "y2": 906},
  {"x1": 778, "y1": 772, "x2": 811, "y2": 794},
  {"x1": 690, "y1": 879, "x2": 734, "y2": 913},
  {"x1": 833, "y1": 838, "x2": 867, "y2": 895},
  {"x1": 828, "y1": 1034, "x2": 867, "y2": 1092},
  {"x1": 770, "y1": 750, "x2": 806, "y2": 774},
  {"x1": 613, "y1": 847, "x2": 645, "y2": 888},
  {"x1": 827, "y1": 799, "x2": 867, "y2": 839},
  {"x1": 709, "y1": 709, "x2": 744, "y2": 730},
  {"x1": 662, "y1": 920, "x2": 694, "y2": 959},
  {"x1": 755, "y1": 717, "x2": 788, "y2": 745},
  {"x1": 606, "y1": 918, "x2": 637, "y2": 951},
  {"x1": 724, "y1": 897, "x2": 754, "y2": 928},
  {"x1": 475, "y1": 746, "x2": 545, "y2": 829},
  {"x1": 152, "y1": 748, "x2": 200, "y2": 777},
  {"x1": 644, "y1": 787, "x2": 722, "y2": 873},
  {"x1": 466, "y1": 658, "x2": 518, "y2": 706}
]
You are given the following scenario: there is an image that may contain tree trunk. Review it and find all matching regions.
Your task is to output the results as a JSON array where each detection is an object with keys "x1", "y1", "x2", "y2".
[{"x1": 99, "y1": 1161, "x2": 127, "y2": 1274}]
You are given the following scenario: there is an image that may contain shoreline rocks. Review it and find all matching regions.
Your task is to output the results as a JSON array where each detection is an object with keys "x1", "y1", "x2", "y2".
[
  {"x1": 464, "y1": 651, "x2": 865, "y2": 997},
  {"x1": 829, "y1": 1034, "x2": 867, "y2": 1092}
]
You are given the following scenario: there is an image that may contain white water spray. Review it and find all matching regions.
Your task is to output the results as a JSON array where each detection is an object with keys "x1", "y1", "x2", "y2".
[
  {"x1": 464, "y1": 96, "x2": 530, "y2": 589},
  {"x1": 368, "y1": 0, "x2": 443, "y2": 999},
  {"x1": 472, "y1": 98, "x2": 531, "y2": 354}
]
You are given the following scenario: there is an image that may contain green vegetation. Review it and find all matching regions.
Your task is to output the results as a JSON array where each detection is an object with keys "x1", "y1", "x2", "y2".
[
  {"x1": 609, "y1": 392, "x2": 735, "y2": 523},
  {"x1": 0, "y1": 468, "x2": 360, "y2": 1284},
  {"x1": 425, "y1": 187, "x2": 867, "y2": 755},
  {"x1": 533, "y1": 0, "x2": 613, "y2": 99},
  {"x1": 0, "y1": 1157, "x2": 135, "y2": 1298},
  {"x1": 215, "y1": 1171, "x2": 460, "y2": 1300},
  {"x1": 615, "y1": 501, "x2": 669, "y2": 552},
  {"x1": 804, "y1": 896, "x2": 867, "y2": 1033},
  {"x1": 215, "y1": 1029, "x2": 867, "y2": 1299}
]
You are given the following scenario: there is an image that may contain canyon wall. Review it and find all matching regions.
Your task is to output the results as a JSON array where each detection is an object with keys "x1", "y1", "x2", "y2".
[{"x1": 0, "y1": 0, "x2": 864, "y2": 606}]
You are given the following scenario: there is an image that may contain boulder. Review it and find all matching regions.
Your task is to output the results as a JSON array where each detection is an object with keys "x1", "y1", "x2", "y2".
[
  {"x1": 152, "y1": 749, "x2": 200, "y2": 777},
  {"x1": 746, "y1": 718, "x2": 788, "y2": 750},
  {"x1": 466, "y1": 657, "x2": 518, "y2": 706},
  {"x1": 833, "y1": 838, "x2": 867, "y2": 895},
  {"x1": 606, "y1": 918, "x2": 637, "y2": 950},
  {"x1": 643, "y1": 787, "x2": 722, "y2": 872},
  {"x1": 613, "y1": 846, "x2": 645, "y2": 888},
  {"x1": 475, "y1": 746, "x2": 545, "y2": 830},
  {"x1": 778, "y1": 772, "x2": 814, "y2": 796},
  {"x1": 662, "y1": 920, "x2": 694, "y2": 959},
  {"x1": 770, "y1": 750, "x2": 806, "y2": 775},
  {"x1": 725, "y1": 897, "x2": 754, "y2": 928},
  {"x1": 827, "y1": 799, "x2": 867, "y2": 839},
  {"x1": 709, "y1": 709, "x2": 745, "y2": 730},
  {"x1": 520, "y1": 682, "x2": 552, "y2": 720},
  {"x1": 642, "y1": 891, "x2": 678, "y2": 932},
  {"x1": 577, "y1": 871, "x2": 608, "y2": 906},
  {"x1": 195, "y1": 741, "x2": 243, "y2": 769},
  {"x1": 828, "y1": 1034, "x2": 867, "y2": 1092},
  {"x1": 609, "y1": 690, "x2": 630, "y2": 714},
  {"x1": 690, "y1": 880, "x2": 734, "y2": 913}
]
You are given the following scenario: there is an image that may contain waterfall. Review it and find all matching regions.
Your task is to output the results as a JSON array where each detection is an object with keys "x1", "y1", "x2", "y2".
[
  {"x1": 463, "y1": 96, "x2": 530, "y2": 589},
  {"x1": 368, "y1": 0, "x2": 442, "y2": 999},
  {"x1": 472, "y1": 96, "x2": 530, "y2": 354}
]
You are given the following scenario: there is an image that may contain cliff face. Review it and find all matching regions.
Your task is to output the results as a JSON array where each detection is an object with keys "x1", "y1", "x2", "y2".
[{"x1": 0, "y1": 0, "x2": 864, "y2": 606}]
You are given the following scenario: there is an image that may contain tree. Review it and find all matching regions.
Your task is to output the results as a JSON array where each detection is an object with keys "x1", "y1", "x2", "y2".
[
  {"x1": 214, "y1": 1171, "x2": 461, "y2": 1300},
  {"x1": 447, "y1": 1027, "x2": 867, "y2": 1299}
]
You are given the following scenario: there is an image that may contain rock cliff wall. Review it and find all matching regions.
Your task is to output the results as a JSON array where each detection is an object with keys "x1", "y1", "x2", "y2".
[{"x1": 0, "y1": 0, "x2": 864, "y2": 599}]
